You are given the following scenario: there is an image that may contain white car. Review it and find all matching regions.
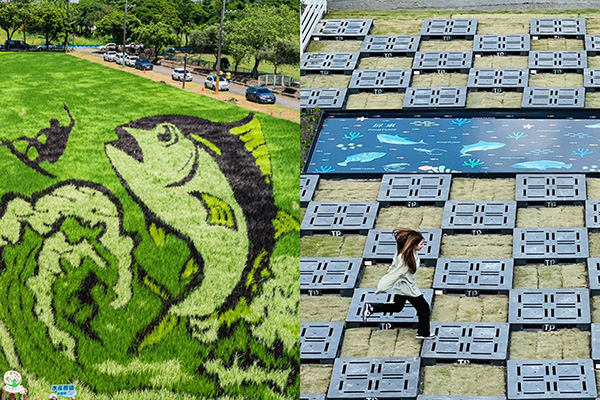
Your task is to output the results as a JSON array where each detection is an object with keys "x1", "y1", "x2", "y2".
[
  {"x1": 103, "y1": 51, "x2": 117, "y2": 61},
  {"x1": 204, "y1": 75, "x2": 230, "y2": 91},
  {"x1": 114, "y1": 53, "x2": 124, "y2": 64},
  {"x1": 99, "y1": 43, "x2": 117, "y2": 52},
  {"x1": 125, "y1": 55, "x2": 139, "y2": 67},
  {"x1": 171, "y1": 68, "x2": 193, "y2": 82}
]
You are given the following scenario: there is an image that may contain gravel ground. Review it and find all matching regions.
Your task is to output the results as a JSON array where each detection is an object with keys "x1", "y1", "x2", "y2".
[{"x1": 327, "y1": 0, "x2": 600, "y2": 11}]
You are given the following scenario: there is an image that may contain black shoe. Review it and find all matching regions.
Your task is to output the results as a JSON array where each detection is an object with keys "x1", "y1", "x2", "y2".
[
  {"x1": 362, "y1": 303, "x2": 373, "y2": 322},
  {"x1": 415, "y1": 333, "x2": 436, "y2": 340}
]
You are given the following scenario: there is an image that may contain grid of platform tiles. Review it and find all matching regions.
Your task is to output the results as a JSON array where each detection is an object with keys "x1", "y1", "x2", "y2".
[
  {"x1": 301, "y1": 17, "x2": 600, "y2": 110},
  {"x1": 300, "y1": 173, "x2": 600, "y2": 400}
]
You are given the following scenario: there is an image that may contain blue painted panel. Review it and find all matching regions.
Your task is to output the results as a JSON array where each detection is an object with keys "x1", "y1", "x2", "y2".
[{"x1": 305, "y1": 114, "x2": 600, "y2": 174}]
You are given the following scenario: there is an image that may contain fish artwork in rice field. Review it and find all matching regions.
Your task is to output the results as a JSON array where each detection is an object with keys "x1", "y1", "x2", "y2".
[{"x1": 0, "y1": 113, "x2": 299, "y2": 397}]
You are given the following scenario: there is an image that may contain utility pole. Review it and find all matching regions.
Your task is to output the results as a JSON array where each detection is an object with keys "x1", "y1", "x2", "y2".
[
  {"x1": 182, "y1": 54, "x2": 187, "y2": 89},
  {"x1": 215, "y1": 0, "x2": 226, "y2": 94},
  {"x1": 215, "y1": 1, "x2": 236, "y2": 94},
  {"x1": 123, "y1": 0, "x2": 135, "y2": 68},
  {"x1": 64, "y1": 0, "x2": 70, "y2": 53}
]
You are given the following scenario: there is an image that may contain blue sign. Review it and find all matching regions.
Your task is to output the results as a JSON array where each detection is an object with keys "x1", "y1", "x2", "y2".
[
  {"x1": 51, "y1": 385, "x2": 75, "y2": 392},
  {"x1": 306, "y1": 115, "x2": 600, "y2": 174}
]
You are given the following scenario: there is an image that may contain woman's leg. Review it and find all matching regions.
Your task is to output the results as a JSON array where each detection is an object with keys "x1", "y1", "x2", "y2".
[
  {"x1": 407, "y1": 295, "x2": 432, "y2": 336},
  {"x1": 370, "y1": 294, "x2": 407, "y2": 314}
]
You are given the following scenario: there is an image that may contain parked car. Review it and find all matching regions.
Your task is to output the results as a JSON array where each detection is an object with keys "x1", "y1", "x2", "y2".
[
  {"x1": 204, "y1": 75, "x2": 230, "y2": 91},
  {"x1": 245, "y1": 86, "x2": 276, "y2": 104},
  {"x1": 103, "y1": 51, "x2": 117, "y2": 61},
  {"x1": 98, "y1": 43, "x2": 117, "y2": 52},
  {"x1": 135, "y1": 58, "x2": 153, "y2": 70},
  {"x1": 36, "y1": 43, "x2": 58, "y2": 51},
  {"x1": 114, "y1": 53, "x2": 124, "y2": 64},
  {"x1": 125, "y1": 55, "x2": 139, "y2": 67},
  {"x1": 4, "y1": 40, "x2": 29, "y2": 50},
  {"x1": 171, "y1": 68, "x2": 193, "y2": 82}
]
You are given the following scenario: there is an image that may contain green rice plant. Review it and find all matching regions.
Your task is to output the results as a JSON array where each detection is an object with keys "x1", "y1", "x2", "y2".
[
  {"x1": 300, "y1": 295, "x2": 351, "y2": 322},
  {"x1": 441, "y1": 234, "x2": 513, "y2": 258},
  {"x1": 375, "y1": 206, "x2": 443, "y2": 229},
  {"x1": 300, "y1": 364, "x2": 333, "y2": 394},
  {"x1": 449, "y1": 178, "x2": 516, "y2": 200},
  {"x1": 530, "y1": 39, "x2": 584, "y2": 51},
  {"x1": 0, "y1": 53, "x2": 299, "y2": 398},
  {"x1": 411, "y1": 73, "x2": 469, "y2": 87},
  {"x1": 516, "y1": 206, "x2": 584, "y2": 228},
  {"x1": 301, "y1": 74, "x2": 351, "y2": 89},
  {"x1": 510, "y1": 329, "x2": 590, "y2": 359},
  {"x1": 467, "y1": 92, "x2": 523, "y2": 108},
  {"x1": 529, "y1": 73, "x2": 584, "y2": 87},
  {"x1": 301, "y1": 235, "x2": 366, "y2": 258},
  {"x1": 422, "y1": 365, "x2": 506, "y2": 395},
  {"x1": 314, "y1": 179, "x2": 381, "y2": 201},
  {"x1": 432, "y1": 295, "x2": 508, "y2": 322},
  {"x1": 306, "y1": 40, "x2": 363, "y2": 53},
  {"x1": 358, "y1": 57, "x2": 414, "y2": 69}
]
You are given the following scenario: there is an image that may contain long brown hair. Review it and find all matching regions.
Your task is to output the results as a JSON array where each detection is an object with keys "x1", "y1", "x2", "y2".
[{"x1": 393, "y1": 228, "x2": 424, "y2": 274}]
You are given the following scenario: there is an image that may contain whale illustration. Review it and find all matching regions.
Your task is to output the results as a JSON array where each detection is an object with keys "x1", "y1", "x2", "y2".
[
  {"x1": 377, "y1": 134, "x2": 426, "y2": 146},
  {"x1": 383, "y1": 163, "x2": 410, "y2": 172},
  {"x1": 337, "y1": 152, "x2": 386, "y2": 167},
  {"x1": 511, "y1": 160, "x2": 573, "y2": 170},
  {"x1": 460, "y1": 141, "x2": 506, "y2": 157}
]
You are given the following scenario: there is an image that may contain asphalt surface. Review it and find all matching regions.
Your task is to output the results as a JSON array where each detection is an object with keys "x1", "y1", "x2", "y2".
[
  {"x1": 327, "y1": 0, "x2": 600, "y2": 10},
  {"x1": 82, "y1": 48, "x2": 300, "y2": 110}
]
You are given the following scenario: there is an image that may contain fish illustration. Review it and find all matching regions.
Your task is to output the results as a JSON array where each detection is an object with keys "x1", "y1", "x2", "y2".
[
  {"x1": 511, "y1": 160, "x2": 573, "y2": 170},
  {"x1": 460, "y1": 141, "x2": 506, "y2": 157},
  {"x1": 105, "y1": 114, "x2": 280, "y2": 325},
  {"x1": 377, "y1": 134, "x2": 426, "y2": 146},
  {"x1": 413, "y1": 147, "x2": 447, "y2": 155},
  {"x1": 585, "y1": 123, "x2": 600, "y2": 128},
  {"x1": 383, "y1": 163, "x2": 410, "y2": 172},
  {"x1": 337, "y1": 152, "x2": 386, "y2": 166}
]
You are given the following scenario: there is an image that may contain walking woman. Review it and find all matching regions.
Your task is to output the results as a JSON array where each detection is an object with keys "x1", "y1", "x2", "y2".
[{"x1": 363, "y1": 228, "x2": 436, "y2": 339}]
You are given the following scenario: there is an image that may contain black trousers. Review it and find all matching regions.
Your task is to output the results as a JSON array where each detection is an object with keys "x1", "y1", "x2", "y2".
[{"x1": 370, "y1": 294, "x2": 431, "y2": 336}]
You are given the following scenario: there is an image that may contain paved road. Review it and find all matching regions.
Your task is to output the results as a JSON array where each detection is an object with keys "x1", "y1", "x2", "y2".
[
  {"x1": 82, "y1": 48, "x2": 300, "y2": 110},
  {"x1": 328, "y1": 0, "x2": 600, "y2": 10}
]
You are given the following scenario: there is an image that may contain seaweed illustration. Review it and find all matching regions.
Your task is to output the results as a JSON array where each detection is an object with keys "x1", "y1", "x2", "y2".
[
  {"x1": 343, "y1": 132, "x2": 363, "y2": 141},
  {"x1": 573, "y1": 148, "x2": 593, "y2": 158},
  {"x1": 508, "y1": 131, "x2": 527, "y2": 140},
  {"x1": 315, "y1": 165, "x2": 336, "y2": 173},
  {"x1": 451, "y1": 118, "x2": 471, "y2": 127},
  {"x1": 463, "y1": 158, "x2": 484, "y2": 168}
]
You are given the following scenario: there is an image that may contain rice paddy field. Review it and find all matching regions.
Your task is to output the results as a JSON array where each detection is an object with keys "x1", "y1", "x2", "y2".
[
  {"x1": 301, "y1": 9, "x2": 600, "y2": 399},
  {"x1": 303, "y1": 10, "x2": 600, "y2": 109},
  {"x1": 0, "y1": 52, "x2": 299, "y2": 399}
]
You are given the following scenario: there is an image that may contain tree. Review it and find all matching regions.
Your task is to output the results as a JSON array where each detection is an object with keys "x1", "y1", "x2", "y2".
[
  {"x1": 224, "y1": 24, "x2": 248, "y2": 74},
  {"x1": 28, "y1": 4, "x2": 67, "y2": 47},
  {"x1": 0, "y1": 2, "x2": 29, "y2": 49},
  {"x1": 96, "y1": 9, "x2": 141, "y2": 45},
  {"x1": 72, "y1": 0, "x2": 113, "y2": 37},
  {"x1": 263, "y1": 36, "x2": 299, "y2": 74},
  {"x1": 132, "y1": 22, "x2": 177, "y2": 63},
  {"x1": 234, "y1": 5, "x2": 298, "y2": 77},
  {"x1": 189, "y1": 24, "x2": 223, "y2": 68}
]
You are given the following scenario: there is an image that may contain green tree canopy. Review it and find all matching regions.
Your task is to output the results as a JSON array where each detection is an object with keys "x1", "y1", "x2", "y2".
[
  {"x1": 189, "y1": 24, "x2": 223, "y2": 63},
  {"x1": 28, "y1": 4, "x2": 67, "y2": 46},
  {"x1": 0, "y1": 2, "x2": 30, "y2": 48},
  {"x1": 132, "y1": 22, "x2": 177, "y2": 62},
  {"x1": 96, "y1": 8, "x2": 141, "y2": 45},
  {"x1": 234, "y1": 5, "x2": 298, "y2": 76},
  {"x1": 262, "y1": 36, "x2": 299, "y2": 74}
]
